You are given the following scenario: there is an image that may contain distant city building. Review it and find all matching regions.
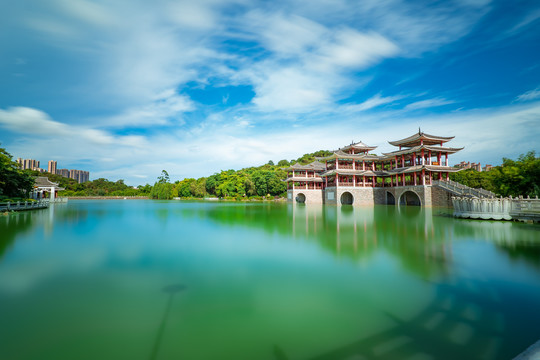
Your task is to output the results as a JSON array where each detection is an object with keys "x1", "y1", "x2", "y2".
[
  {"x1": 57, "y1": 168, "x2": 70, "y2": 178},
  {"x1": 69, "y1": 169, "x2": 90, "y2": 183},
  {"x1": 456, "y1": 161, "x2": 493, "y2": 172},
  {"x1": 17, "y1": 158, "x2": 42, "y2": 171},
  {"x1": 48, "y1": 160, "x2": 57, "y2": 175},
  {"x1": 16, "y1": 156, "x2": 90, "y2": 183}
]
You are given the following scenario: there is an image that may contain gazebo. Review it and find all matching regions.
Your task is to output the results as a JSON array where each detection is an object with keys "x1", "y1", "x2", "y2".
[{"x1": 33, "y1": 177, "x2": 65, "y2": 201}]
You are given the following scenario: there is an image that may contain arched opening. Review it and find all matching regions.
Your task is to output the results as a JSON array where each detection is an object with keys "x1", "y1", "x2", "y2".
[
  {"x1": 399, "y1": 191, "x2": 421, "y2": 206},
  {"x1": 386, "y1": 192, "x2": 395, "y2": 205},
  {"x1": 296, "y1": 193, "x2": 306, "y2": 204},
  {"x1": 340, "y1": 191, "x2": 353, "y2": 205}
]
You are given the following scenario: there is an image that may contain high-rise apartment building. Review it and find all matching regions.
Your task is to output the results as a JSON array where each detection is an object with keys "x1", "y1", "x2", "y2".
[
  {"x1": 69, "y1": 169, "x2": 90, "y2": 183},
  {"x1": 17, "y1": 158, "x2": 41, "y2": 171},
  {"x1": 16, "y1": 156, "x2": 90, "y2": 183},
  {"x1": 48, "y1": 160, "x2": 57, "y2": 174},
  {"x1": 57, "y1": 169, "x2": 70, "y2": 178}
]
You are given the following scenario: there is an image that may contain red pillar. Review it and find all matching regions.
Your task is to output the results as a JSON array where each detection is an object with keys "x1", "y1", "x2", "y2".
[
  {"x1": 414, "y1": 172, "x2": 417, "y2": 186},
  {"x1": 422, "y1": 169, "x2": 425, "y2": 185}
]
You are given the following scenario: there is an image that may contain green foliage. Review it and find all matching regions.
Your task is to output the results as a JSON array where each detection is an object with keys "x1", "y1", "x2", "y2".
[
  {"x1": 491, "y1": 151, "x2": 540, "y2": 197},
  {"x1": 450, "y1": 151, "x2": 540, "y2": 197},
  {"x1": 292, "y1": 150, "x2": 332, "y2": 165},
  {"x1": 149, "y1": 182, "x2": 173, "y2": 199},
  {"x1": 449, "y1": 169, "x2": 496, "y2": 193},
  {"x1": 157, "y1": 170, "x2": 170, "y2": 184},
  {"x1": 0, "y1": 146, "x2": 35, "y2": 198},
  {"x1": 277, "y1": 159, "x2": 289, "y2": 167}
]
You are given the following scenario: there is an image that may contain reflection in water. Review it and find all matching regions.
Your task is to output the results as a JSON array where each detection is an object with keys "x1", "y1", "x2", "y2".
[
  {"x1": 306, "y1": 276, "x2": 505, "y2": 360},
  {"x1": 0, "y1": 212, "x2": 34, "y2": 260},
  {"x1": 1, "y1": 201, "x2": 540, "y2": 360},
  {"x1": 273, "y1": 344, "x2": 290, "y2": 360},
  {"x1": 149, "y1": 284, "x2": 187, "y2": 360}
]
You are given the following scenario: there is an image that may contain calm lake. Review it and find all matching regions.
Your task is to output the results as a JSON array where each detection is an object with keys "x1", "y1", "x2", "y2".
[{"x1": 1, "y1": 200, "x2": 540, "y2": 360}]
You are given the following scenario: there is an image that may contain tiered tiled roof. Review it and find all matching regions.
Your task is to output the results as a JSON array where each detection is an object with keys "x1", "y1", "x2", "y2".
[
  {"x1": 382, "y1": 145, "x2": 464, "y2": 157},
  {"x1": 388, "y1": 131, "x2": 455, "y2": 147},
  {"x1": 339, "y1": 141, "x2": 377, "y2": 153}
]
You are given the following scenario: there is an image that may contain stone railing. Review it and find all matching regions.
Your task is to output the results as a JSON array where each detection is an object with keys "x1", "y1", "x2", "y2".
[
  {"x1": 434, "y1": 179, "x2": 496, "y2": 198},
  {"x1": 0, "y1": 200, "x2": 50, "y2": 211},
  {"x1": 452, "y1": 196, "x2": 540, "y2": 221}
]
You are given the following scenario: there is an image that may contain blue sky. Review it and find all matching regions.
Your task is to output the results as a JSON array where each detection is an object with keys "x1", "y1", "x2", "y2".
[{"x1": 1, "y1": 0, "x2": 539, "y2": 185}]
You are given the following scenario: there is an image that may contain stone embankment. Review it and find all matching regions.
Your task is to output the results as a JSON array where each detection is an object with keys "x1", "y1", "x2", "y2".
[
  {"x1": 68, "y1": 196, "x2": 149, "y2": 199},
  {"x1": 452, "y1": 195, "x2": 540, "y2": 222}
]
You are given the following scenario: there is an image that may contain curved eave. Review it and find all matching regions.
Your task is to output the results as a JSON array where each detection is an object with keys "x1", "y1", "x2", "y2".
[
  {"x1": 317, "y1": 151, "x2": 386, "y2": 161},
  {"x1": 284, "y1": 177, "x2": 323, "y2": 182},
  {"x1": 389, "y1": 165, "x2": 464, "y2": 174},
  {"x1": 388, "y1": 132, "x2": 455, "y2": 147},
  {"x1": 383, "y1": 145, "x2": 464, "y2": 157},
  {"x1": 320, "y1": 169, "x2": 389, "y2": 177},
  {"x1": 340, "y1": 145, "x2": 377, "y2": 152}
]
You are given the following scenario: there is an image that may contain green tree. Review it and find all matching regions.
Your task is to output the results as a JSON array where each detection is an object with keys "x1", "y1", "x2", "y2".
[
  {"x1": 157, "y1": 170, "x2": 170, "y2": 184},
  {"x1": 491, "y1": 151, "x2": 540, "y2": 197},
  {"x1": 0, "y1": 146, "x2": 35, "y2": 198}
]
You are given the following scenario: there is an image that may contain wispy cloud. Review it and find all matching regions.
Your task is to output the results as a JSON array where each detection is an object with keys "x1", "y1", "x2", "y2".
[
  {"x1": 516, "y1": 87, "x2": 540, "y2": 102},
  {"x1": 0, "y1": 107, "x2": 146, "y2": 147},
  {"x1": 345, "y1": 94, "x2": 405, "y2": 112},
  {"x1": 404, "y1": 98, "x2": 455, "y2": 111}
]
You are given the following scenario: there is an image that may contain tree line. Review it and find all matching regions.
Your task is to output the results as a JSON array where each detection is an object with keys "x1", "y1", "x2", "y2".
[
  {"x1": 449, "y1": 151, "x2": 540, "y2": 198},
  {"x1": 2, "y1": 142, "x2": 538, "y2": 200}
]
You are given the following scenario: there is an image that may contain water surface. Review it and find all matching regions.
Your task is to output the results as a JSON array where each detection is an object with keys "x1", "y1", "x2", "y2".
[{"x1": 1, "y1": 200, "x2": 540, "y2": 360}]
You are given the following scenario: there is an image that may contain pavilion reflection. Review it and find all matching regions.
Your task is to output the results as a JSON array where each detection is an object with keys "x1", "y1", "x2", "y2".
[
  {"x1": 287, "y1": 204, "x2": 452, "y2": 278},
  {"x1": 172, "y1": 201, "x2": 540, "y2": 276},
  {"x1": 0, "y1": 203, "x2": 86, "y2": 261}
]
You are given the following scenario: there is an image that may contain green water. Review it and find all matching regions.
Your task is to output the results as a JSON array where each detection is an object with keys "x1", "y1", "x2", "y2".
[{"x1": 1, "y1": 200, "x2": 540, "y2": 360}]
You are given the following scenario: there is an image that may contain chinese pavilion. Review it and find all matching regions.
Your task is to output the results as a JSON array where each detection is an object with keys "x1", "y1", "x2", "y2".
[{"x1": 285, "y1": 130, "x2": 463, "y2": 206}]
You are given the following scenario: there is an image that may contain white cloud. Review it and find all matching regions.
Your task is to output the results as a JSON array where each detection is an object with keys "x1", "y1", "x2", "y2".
[
  {"x1": 345, "y1": 94, "x2": 404, "y2": 112},
  {"x1": 104, "y1": 90, "x2": 194, "y2": 128},
  {"x1": 236, "y1": 12, "x2": 399, "y2": 112},
  {"x1": 516, "y1": 87, "x2": 540, "y2": 102},
  {"x1": 404, "y1": 98, "x2": 455, "y2": 111},
  {"x1": 0, "y1": 107, "x2": 146, "y2": 147},
  {"x1": 317, "y1": 30, "x2": 398, "y2": 69}
]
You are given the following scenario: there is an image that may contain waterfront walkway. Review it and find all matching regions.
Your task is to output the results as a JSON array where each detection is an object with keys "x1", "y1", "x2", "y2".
[
  {"x1": 0, "y1": 197, "x2": 67, "y2": 212},
  {"x1": 453, "y1": 196, "x2": 540, "y2": 222},
  {"x1": 0, "y1": 200, "x2": 50, "y2": 212}
]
